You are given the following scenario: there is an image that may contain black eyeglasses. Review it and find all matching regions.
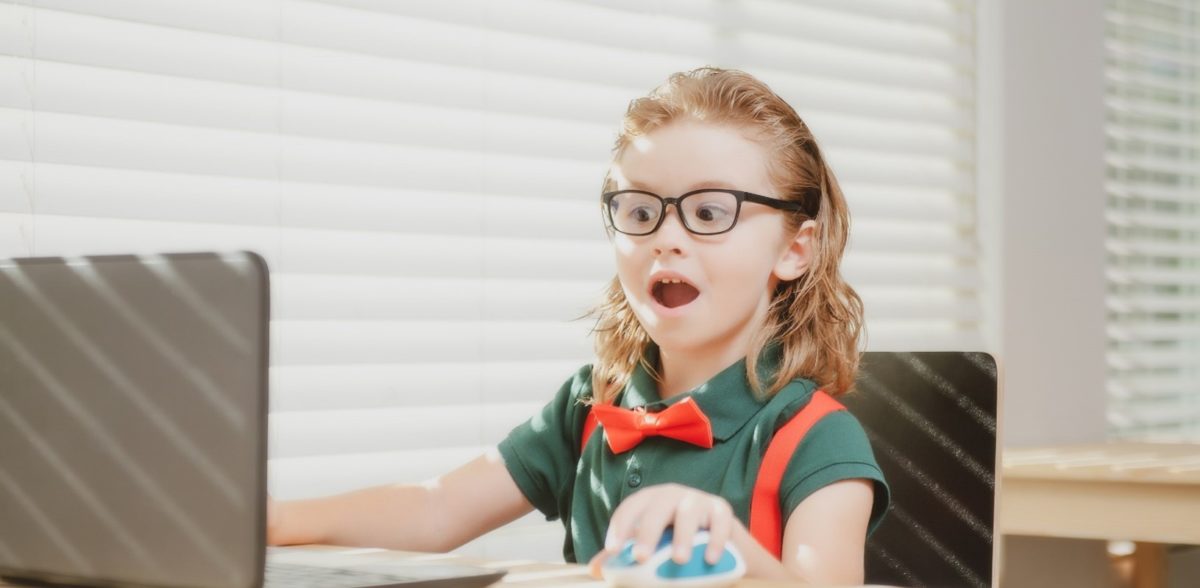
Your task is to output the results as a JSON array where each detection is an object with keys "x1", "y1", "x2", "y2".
[{"x1": 601, "y1": 188, "x2": 817, "y2": 236}]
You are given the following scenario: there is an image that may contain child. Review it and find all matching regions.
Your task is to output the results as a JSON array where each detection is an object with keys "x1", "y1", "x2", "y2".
[{"x1": 268, "y1": 66, "x2": 889, "y2": 584}]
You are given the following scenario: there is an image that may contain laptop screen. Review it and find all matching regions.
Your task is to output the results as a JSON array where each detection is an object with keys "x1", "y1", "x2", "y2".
[{"x1": 0, "y1": 252, "x2": 269, "y2": 588}]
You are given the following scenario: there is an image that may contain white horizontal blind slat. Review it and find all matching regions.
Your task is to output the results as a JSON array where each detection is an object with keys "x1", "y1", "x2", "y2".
[
  {"x1": 270, "y1": 360, "x2": 587, "y2": 411},
  {"x1": 4, "y1": 0, "x2": 982, "y2": 559},
  {"x1": 1105, "y1": 0, "x2": 1200, "y2": 442}
]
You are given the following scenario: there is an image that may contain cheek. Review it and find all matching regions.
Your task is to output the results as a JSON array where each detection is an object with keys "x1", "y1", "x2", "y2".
[
  {"x1": 612, "y1": 238, "x2": 644, "y2": 298},
  {"x1": 707, "y1": 249, "x2": 776, "y2": 306}
]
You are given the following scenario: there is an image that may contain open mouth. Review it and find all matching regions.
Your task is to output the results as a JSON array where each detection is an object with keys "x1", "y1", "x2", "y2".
[{"x1": 651, "y1": 278, "x2": 700, "y2": 309}]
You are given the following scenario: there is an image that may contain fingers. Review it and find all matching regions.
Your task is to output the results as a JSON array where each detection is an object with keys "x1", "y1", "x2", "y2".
[
  {"x1": 603, "y1": 493, "x2": 642, "y2": 552},
  {"x1": 704, "y1": 497, "x2": 734, "y2": 565},
  {"x1": 587, "y1": 549, "x2": 613, "y2": 579},
  {"x1": 601, "y1": 484, "x2": 735, "y2": 568},
  {"x1": 629, "y1": 490, "x2": 678, "y2": 562},
  {"x1": 670, "y1": 493, "x2": 704, "y2": 564}
]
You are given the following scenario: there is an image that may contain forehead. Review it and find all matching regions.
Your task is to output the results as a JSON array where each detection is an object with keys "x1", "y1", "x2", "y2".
[{"x1": 612, "y1": 120, "x2": 775, "y2": 194}]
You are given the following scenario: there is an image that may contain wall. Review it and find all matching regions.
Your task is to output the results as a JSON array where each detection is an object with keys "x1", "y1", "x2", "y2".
[{"x1": 977, "y1": 0, "x2": 1115, "y2": 585}]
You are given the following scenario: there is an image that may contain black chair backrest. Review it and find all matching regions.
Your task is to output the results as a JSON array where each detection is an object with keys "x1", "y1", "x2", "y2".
[{"x1": 839, "y1": 352, "x2": 998, "y2": 588}]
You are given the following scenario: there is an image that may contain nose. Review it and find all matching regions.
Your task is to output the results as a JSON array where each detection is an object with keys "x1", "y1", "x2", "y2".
[{"x1": 651, "y1": 203, "x2": 689, "y2": 256}]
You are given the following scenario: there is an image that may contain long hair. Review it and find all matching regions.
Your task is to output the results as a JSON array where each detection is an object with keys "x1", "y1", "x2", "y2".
[{"x1": 584, "y1": 66, "x2": 865, "y2": 404}]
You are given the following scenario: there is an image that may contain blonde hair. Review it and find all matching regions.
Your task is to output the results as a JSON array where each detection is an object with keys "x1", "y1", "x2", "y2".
[{"x1": 584, "y1": 66, "x2": 865, "y2": 404}]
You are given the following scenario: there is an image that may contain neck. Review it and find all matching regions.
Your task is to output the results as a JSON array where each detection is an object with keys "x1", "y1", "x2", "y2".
[
  {"x1": 654, "y1": 331, "x2": 756, "y2": 400},
  {"x1": 652, "y1": 289, "x2": 775, "y2": 400}
]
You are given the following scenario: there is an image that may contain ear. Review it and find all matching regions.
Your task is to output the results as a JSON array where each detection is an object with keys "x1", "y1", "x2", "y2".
[{"x1": 773, "y1": 219, "x2": 818, "y2": 282}]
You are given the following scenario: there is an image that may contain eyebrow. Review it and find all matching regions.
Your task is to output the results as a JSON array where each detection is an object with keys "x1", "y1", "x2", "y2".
[{"x1": 627, "y1": 179, "x2": 738, "y2": 192}]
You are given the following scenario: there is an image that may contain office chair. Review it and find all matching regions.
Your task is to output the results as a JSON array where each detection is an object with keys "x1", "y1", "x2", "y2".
[{"x1": 839, "y1": 352, "x2": 999, "y2": 587}]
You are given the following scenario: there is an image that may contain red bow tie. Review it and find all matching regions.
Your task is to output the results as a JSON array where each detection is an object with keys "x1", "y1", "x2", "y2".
[{"x1": 591, "y1": 397, "x2": 714, "y2": 454}]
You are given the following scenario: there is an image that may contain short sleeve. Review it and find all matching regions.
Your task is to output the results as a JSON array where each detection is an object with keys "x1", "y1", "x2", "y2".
[
  {"x1": 779, "y1": 410, "x2": 891, "y2": 536},
  {"x1": 496, "y1": 364, "x2": 594, "y2": 522}
]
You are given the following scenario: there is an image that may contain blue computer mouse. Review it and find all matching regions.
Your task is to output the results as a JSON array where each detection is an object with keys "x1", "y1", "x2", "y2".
[{"x1": 601, "y1": 527, "x2": 746, "y2": 588}]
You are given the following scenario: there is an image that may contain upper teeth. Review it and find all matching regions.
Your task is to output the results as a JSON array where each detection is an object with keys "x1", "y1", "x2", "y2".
[{"x1": 659, "y1": 279, "x2": 684, "y2": 284}]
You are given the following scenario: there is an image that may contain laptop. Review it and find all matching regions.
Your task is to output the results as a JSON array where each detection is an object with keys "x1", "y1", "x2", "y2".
[{"x1": 0, "y1": 251, "x2": 505, "y2": 588}]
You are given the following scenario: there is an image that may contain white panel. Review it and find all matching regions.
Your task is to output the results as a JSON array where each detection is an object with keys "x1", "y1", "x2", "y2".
[
  {"x1": 279, "y1": 133, "x2": 600, "y2": 197},
  {"x1": 1108, "y1": 181, "x2": 1198, "y2": 204},
  {"x1": 0, "y1": 55, "x2": 33, "y2": 110},
  {"x1": 0, "y1": 161, "x2": 32, "y2": 213},
  {"x1": 23, "y1": 215, "x2": 282, "y2": 261},
  {"x1": 0, "y1": 212, "x2": 34, "y2": 258},
  {"x1": 25, "y1": 6, "x2": 279, "y2": 85},
  {"x1": 267, "y1": 447, "x2": 487, "y2": 497},
  {"x1": 279, "y1": 0, "x2": 675, "y2": 89},
  {"x1": 282, "y1": 91, "x2": 612, "y2": 162},
  {"x1": 270, "y1": 359, "x2": 586, "y2": 411},
  {"x1": 0, "y1": 2, "x2": 33, "y2": 59},
  {"x1": 322, "y1": 0, "x2": 965, "y2": 62},
  {"x1": 16, "y1": 161, "x2": 610, "y2": 240},
  {"x1": 738, "y1": 31, "x2": 967, "y2": 96},
  {"x1": 858, "y1": 288, "x2": 981, "y2": 322},
  {"x1": 859, "y1": 323, "x2": 985, "y2": 352},
  {"x1": 268, "y1": 402, "x2": 540, "y2": 458},
  {"x1": 847, "y1": 220, "x2": 977, "y2": 257},
  {"x1": 823, "y1": 145, "x2": 972, "y2": 189},
  {"x1": 274, "y1": 275, "x2": 605, "y2": 321},
  {"x1": 28, "y1": 110, "x2": 279, "y2": 179},
  {"x1": 271, "y1": 320, "x2": 594, "y2": 366},
  {"x1": 1111, "y1": 375, "x2": 1197, "y2": 398},
  {"x1": 33, "y1": 0, "x2": 281, "y2": 40},
  {"x1": 1108, "y1": 296, "x2": 1200, "y2": 314},
  {"x1": 30, "y1": 163, "x2": 279, "y2": 225},
  {"x1": 0, "y1": 108, "x2": 31, "y2": 162},
  {"x1": 807, "y1": 114, "x2": 970, "y2": 160},
  {"x1": 1108, "y1": 267, "x2": 1200, "y2": 287},
  {"x1": 752, "y1": 68, "x2": 969, "y2": 126},
  {"x1": 277, "y1": 230, "x2": 612, "y2": 279},
  {"x1": 284, "y1": 184, "x2": 606, "y2": 241},
  {"x1": 1108, "y1": 322, "x2": 1200, "y2": 341},
  {"x1": 843, "y1": 255, "x2": 980, "y2": 289},
  {"x1": 840, "y1": 183, "x2": 966, "y2": 223},
  {"x1": 279, "y1": 43, "x2": 630, "y2": 124},
  {"x1": 27, "y1": 57, "x2": 279, "y2": 132},
  {"x1": 1108, "y1": 349, "x2": 1199, "y2": 371},
  {"x1": 1107, "y1": 210, "x2": 1200, "y2": 231}
]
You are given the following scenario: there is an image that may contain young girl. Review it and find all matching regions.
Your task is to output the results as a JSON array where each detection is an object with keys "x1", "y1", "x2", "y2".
[{"x1": 268, "y1": 66, "x2": 889, "y2": 584}]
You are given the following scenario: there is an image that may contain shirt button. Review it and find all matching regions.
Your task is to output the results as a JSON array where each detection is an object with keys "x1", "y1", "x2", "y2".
[{"x1": 627, "y1": 472, "x2": 642, "y2": 488}]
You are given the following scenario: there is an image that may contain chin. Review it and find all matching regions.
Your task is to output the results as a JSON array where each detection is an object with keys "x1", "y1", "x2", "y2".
[{"x1": 649, "y1": 330, "x2": 707, "y2": 353}]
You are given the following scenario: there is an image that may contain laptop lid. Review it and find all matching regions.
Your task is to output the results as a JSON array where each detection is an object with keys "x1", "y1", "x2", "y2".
[{"x1": 0, "y1": 251, "x2": 269, "y2": 588}]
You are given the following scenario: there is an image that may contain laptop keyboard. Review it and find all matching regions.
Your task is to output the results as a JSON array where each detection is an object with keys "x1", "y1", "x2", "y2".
[{"x1": 264, "y1": 561, "x2": 420, "y2": 588}]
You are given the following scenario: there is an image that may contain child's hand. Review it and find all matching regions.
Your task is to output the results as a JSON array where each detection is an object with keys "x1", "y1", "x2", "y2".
[{"x1": 587, "y1": 483, "x2": 735, "y2": 577}]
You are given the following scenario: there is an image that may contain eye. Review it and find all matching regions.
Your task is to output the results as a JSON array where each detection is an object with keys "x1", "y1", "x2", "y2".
[
  {"x1": 629, "y1": 205, "x2": 657, "y2": 223},
  {"x1": 694, "y1": 203, "x2": 731, "y2": 223}
]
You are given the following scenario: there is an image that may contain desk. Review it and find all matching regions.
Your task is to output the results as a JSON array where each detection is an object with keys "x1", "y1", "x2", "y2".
[
  {"x1": 269, "y1": 545, "x2": 873, "y2": 587},
  {"x1": 0, "y1": 544, "x2": 882, "y2": 587},
  {"x1": 1000, "y1": 442, "x2": 1200, "y2": 587},
  {"x1": 269, "y1": 544, "x2": 602, "y2": 587}
]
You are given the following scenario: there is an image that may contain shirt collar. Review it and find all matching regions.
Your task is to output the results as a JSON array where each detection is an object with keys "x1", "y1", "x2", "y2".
[{"x1": 617, "y1": 340, "x2": 810, "y2": 441}]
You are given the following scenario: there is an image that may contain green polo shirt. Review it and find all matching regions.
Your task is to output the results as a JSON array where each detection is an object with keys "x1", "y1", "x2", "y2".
[{"x1": 497, "y1": 343, "x2": 890, "y2": 563}]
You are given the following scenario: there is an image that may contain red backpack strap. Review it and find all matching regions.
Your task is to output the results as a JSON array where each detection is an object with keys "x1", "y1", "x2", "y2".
[
  {"x1": 748, "y1": 390, "x2": 846, "y2": 559},
  {"x1": 580, "y1": 407, "x2": 600, "y2": 455}
]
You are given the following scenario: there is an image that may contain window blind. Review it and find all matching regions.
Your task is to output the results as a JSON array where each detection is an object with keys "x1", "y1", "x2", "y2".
[
  {"x1": 1105, "y1": 0, "x2": 1200, "y2": 441},
  {"x1": 0, "y1": 0, "x2": 982, "y2": 559}
]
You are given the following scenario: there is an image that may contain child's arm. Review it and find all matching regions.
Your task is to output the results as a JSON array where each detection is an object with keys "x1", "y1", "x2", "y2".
[
  {"x1": 268, "y1": 447, "x2": 535, "y2": 552},
  {"x1": 770, "y1": 478, "x2": 875, "y2": 583},
  {"x1": 588, "y1": 479, "x2": 874, "y2": 584}
]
